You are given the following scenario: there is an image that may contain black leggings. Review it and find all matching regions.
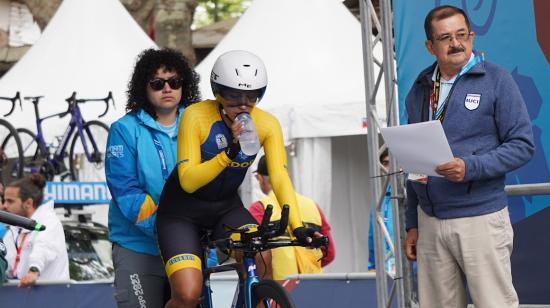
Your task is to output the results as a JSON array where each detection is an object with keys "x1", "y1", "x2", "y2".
[{"x1": 157, "y1": 169, "x2": 257, "y2": 276}]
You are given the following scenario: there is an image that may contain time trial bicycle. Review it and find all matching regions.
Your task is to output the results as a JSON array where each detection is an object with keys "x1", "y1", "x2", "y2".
[
  {"x1": 0, "y1": 92, "x2": 23, "y2": 184},
  {"x1": 201, "y1": 204, "x2": 328, "y2": 308},
  {"x1": 7, "y1": 92, "x2": 114, "y2": 181}
]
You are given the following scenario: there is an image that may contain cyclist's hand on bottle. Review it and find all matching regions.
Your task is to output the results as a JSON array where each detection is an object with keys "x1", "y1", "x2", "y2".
[
  {"x1": 224, "y1": 120, "x2": 243, "y2": 160},
  {"x1": 230, "y1": 119, "x2": 244, "y2": 143},
  {"x1": 405, "y1": 228, "x2": 418, "y2": 261}
]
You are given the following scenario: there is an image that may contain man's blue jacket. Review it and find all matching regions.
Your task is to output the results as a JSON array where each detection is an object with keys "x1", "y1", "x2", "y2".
[{"x1": 405, "y1": 56, "x2": 534, "y2": 230}]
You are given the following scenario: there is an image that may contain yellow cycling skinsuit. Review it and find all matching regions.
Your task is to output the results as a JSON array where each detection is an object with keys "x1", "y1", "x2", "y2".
[{"x1": 157, "y1": 100, "x2": 303, "y2": 277}]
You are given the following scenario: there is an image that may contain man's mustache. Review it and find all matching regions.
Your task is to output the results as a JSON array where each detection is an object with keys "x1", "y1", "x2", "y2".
[{"x1": 448, "y1": 47, "x2": 465, "y2": 55}]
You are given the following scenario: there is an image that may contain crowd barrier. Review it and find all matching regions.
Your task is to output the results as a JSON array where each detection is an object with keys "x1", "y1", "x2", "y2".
[{"x1": 0, "y1": 274, "x2": 389, "y2": 308}]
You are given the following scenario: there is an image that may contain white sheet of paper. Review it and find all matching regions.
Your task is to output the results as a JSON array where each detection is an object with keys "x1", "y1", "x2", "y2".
[{"x1": 380, "y1": 121, "x2": 454, "y2": 177}]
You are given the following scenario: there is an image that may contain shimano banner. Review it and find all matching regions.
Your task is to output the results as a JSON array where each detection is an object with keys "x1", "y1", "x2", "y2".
[{"x1": 44, "y1": 181, "x2": 111, "y2": 204}]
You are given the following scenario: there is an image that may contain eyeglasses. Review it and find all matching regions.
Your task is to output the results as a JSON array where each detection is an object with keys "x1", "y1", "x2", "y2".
[
  {"x1": 433, "y1": 31, "x2": 471, "y2": 44},
  {"x1": 221, "y1": 89, "x2": 262, "y2": 107},
  {"x1": 149, "y1": 77, "x2": 183, "y2": 91}
]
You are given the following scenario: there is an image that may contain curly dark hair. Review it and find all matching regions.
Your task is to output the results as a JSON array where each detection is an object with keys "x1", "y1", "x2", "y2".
[{"x1": 126, "y1": 48, "x2": 201, "y2": 118}]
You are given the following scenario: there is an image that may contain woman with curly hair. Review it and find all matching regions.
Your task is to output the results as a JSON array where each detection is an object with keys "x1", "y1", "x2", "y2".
[{"x1": 105, "y1": 48, "x2": 200, "y2": 308}]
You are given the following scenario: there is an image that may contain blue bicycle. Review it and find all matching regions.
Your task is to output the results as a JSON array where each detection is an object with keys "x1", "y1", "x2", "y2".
[
  {"x1": 11, "y1": 92, "x2": 114, "y2": 181},
  {"x1": 201, "y1": 204, "x2": 328, "y2": 308}
]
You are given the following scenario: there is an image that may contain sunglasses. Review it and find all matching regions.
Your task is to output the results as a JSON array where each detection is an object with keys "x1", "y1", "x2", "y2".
[
  {"x1": 221, "y1": 89, "x2": 262, "y2": 107},
  {"x1": 149, "y1": 77, "x2": 183, "y2": 91}
]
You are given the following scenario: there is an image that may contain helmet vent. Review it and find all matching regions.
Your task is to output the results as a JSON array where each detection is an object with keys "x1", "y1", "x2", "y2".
[
  {"x1": 254, "y1": 69, "x2": 258, "y2": 76},
  {"x1": 243, "y1": 64, "x2": 251, "y2": 67},
  {"x1": 235, "y1": 69, "x2": 239, "y2": 76}
]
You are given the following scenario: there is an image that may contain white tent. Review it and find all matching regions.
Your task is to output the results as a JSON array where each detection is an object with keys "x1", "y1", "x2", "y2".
[
  {"x1": 196, "y1": 0, "x2": 387, "y2": 272},
  {"x1": 0, "y1": 0, "x2": 157, "y2": 139}
]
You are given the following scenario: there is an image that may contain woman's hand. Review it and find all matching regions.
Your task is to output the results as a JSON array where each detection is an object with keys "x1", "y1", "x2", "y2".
[{"x1": 230, "y1": 118, "x2": 244, "y2": 144}]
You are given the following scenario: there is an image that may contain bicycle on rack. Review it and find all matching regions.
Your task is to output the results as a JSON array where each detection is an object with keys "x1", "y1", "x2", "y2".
[
  {"x1": 7, "y1": 91, "x2": 114, "y2": 181},
  {"x1": 0, "y1": 92, "x2": 23, "y2": 185},
  {"x1": 201, "y1": 204, "x2": 328, "y2": 308}
]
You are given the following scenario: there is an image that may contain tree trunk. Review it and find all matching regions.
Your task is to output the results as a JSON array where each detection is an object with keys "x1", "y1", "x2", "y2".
[
  {"x1": 154, "y1": 0, "x2": 198, "y2": 65},
  {"x1": 21, "y1": 0, "x2": 198, "y2": 65},
  {"x1": 120, "y1": 0, "x2": 155, "y2": 37}
]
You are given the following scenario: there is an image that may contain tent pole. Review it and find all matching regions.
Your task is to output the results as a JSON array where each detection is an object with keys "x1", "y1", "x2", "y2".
[
  {"x1": 359, "y1": 0, "x2": 388, "y2": 306},
  {"x1": 378, "y1": 0, "x2": 414, "y2": 307},
  {"x1": 360, "y1": 0, "x2": 415, "y2": 307}
]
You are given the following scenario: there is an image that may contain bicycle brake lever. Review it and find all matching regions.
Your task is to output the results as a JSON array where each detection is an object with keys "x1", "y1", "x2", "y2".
[
  {"x1": 108, "y1": 91, "x2": 116, "y2": 110},
  {"x1": 15, "y1": 92, "x2": 22, "y2": 111},
  {"x1": 97, "y1": 91, "x2": 113, "y2": 118},
  {"x1": 3, "y1": 92, "x2": 19, "y2": 116}
]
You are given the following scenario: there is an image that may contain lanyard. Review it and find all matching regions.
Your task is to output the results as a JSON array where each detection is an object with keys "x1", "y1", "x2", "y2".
[
  {"x1": 431, "y1": 54, "x2": 484, "y2": 121},
  {"x1": 152, "y1": 132, "x2": 169, "y2": 181},
  {"x1": 11, "y1": 230, "x2": 28, "y2": 277}
]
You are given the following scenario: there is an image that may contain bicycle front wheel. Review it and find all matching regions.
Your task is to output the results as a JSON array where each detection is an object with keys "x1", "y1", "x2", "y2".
[
  {"x1": 0, "y1": 119, "x2": 23, "y2": 184},
  {"x1": 14, "y1": 128, "x2": 49, "y2": 178},
  {"x1": 69, "y1": 120, "x2": 109, "y2": 181},
  {"x1": 251, "y1": 280, "x2": 296, "y2": 308},
  {"x1": 16, "y1": 128, "x2": 40, "y2": 160}
]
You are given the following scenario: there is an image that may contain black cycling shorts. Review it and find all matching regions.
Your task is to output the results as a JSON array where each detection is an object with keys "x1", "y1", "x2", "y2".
[{"x1": 157, "y1": 168, "x2": 257, "y2": 277}]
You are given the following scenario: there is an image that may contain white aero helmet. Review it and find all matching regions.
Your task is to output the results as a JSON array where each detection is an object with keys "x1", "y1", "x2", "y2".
[{"x1": 210, "y1": 50, "x2": 268, "y2": 102}]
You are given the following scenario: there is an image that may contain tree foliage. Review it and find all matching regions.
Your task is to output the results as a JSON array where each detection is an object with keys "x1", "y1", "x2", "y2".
[{"x1": 194, "y1": 0, "x2": 250, "y2": 28}]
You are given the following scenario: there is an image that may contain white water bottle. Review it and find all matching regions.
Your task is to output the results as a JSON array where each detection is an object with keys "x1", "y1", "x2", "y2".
[{"x1": 235, "y1": 112, "x2": 260, "y2": 156}]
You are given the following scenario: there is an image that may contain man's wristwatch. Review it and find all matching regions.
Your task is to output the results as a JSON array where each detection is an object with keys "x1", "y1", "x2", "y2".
[{"x1": 28, "y1": 266, "x2": 40, "y2": 274}]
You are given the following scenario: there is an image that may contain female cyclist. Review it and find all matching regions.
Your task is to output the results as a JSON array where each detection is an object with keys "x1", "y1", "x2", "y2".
[{"x1": 157, "y1": 50, "x2": 318, "y2": 308}]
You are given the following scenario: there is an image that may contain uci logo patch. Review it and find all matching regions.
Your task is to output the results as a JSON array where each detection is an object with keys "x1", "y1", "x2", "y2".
[
  {"x1": 215, "y1": 134, "x2": 228, "y2": 149},
  {"x1": 464, "y1": 93, "x2": 481, "y2": 110}
]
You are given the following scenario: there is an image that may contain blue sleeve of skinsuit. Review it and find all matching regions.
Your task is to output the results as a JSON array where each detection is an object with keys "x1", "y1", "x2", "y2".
[{"x1": 106, "y1": 121, "x2": 157, "y2": 239}]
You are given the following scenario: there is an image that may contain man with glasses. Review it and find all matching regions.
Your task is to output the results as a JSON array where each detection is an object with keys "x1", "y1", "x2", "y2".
[
  {"x1": 403, "y1": 5, "x2": 534, "y2": 308},
  {"x1": 156, "y1": 50, "x2": 322, "y2": 308}
]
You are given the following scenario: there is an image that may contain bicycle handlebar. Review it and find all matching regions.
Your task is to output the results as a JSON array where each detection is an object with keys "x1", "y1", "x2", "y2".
[
  {"x1": 65, "y1": 91, "x2": 115, "y2": 118},
  {"x1": 215, "y1": 237, "x2": 329, "y2": 252},
  {"x1": 0, "y1": 92, "x2": 21, "y2": 117},
  {"x1": 213, "y1": 204, "x2": 329, "y2": 255}
]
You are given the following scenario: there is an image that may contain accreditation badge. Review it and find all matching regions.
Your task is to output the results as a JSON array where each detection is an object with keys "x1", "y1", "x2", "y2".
[{"x1": 408, "y1": 173, "x2": 428, "y2": 184}]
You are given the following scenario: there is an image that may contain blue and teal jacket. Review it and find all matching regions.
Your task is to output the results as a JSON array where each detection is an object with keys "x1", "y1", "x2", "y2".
[{"x1": 105, "y1": 106, "x2": 183, "y2": 256}]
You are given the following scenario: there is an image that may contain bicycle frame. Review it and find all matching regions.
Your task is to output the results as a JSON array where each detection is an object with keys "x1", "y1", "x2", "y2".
[
  {"x1": 201, "y1": 252, "x2": 261, "y2": 308},
  {"x1": 27, "y1": 96, "x2": 103, "y2": 171},
  {"x1": 197, "y1": 204, "x2": 326, "y2": 308}
]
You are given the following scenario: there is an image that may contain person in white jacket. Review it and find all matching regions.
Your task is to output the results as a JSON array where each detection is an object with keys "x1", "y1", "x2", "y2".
[{"x1": 2, "y1": 174, "x2": 69, "y2": 287}]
